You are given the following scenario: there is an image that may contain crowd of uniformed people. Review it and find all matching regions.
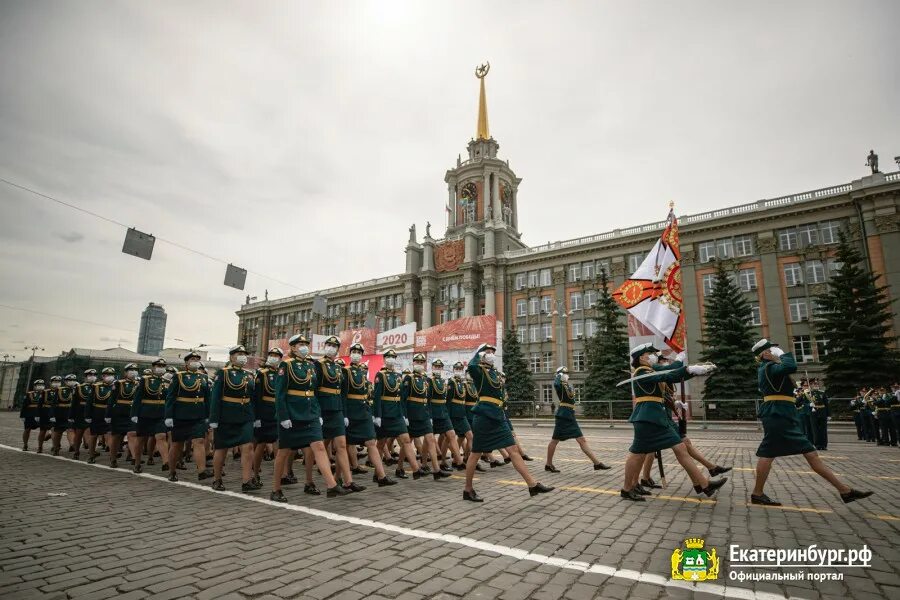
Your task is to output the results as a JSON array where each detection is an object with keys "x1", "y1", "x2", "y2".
[{"x1": 849, "y1": 384, "x2": 900, "y2": 446}]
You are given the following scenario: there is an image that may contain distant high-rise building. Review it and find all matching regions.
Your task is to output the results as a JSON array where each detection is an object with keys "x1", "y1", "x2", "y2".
[{"x1": 137, "y1": 303, "x2": 166, "y2": 356}]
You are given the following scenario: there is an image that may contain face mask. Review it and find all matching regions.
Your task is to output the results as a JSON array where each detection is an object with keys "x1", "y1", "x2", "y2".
[
  {"x1": 350, "y1": 353, "x2": 362, "y2": 364},
  {"x1": 483, "y1": 352, "x2": 495, "y2": 365},
  {"x1": 561, "y1": 374, "x2": 569, "y2": 382},
  {"x1": 127, "y1": 370, "x2": 138, "y2": 379},
  {"x1": 162, "y1": 372, "x2": 174, "y2": 382},
  {"x1": 235, "y1": 354, "x2": 248, "y2": 366},
  {"x1": 646, "y1": 354, "x2": 658, "y2": 366},
  {"x1": 34, "y1": 385, "x2": 45, "y2": 392},
  {"x1": 153, "y1": 367, "x2": 164, "y2": 375},
  {"x1": 453, "y1": 370, "x2": 464, "y2": 379},
  {"x1": 413, "y1": 363, "x2": 424, "y2": 373},
  {"x1": 384, "y1": 357, "x2": 395, "y2": 368},
  {"x1": 66, "y1": 380, "x2": 77, "y2": 387},
  {"x1": 85, "y1": 376, "x2": 97, "y2": 384},
  {"x1": 188, "y1": 361, "x2": 201, "y2": 370},
  {"x1": 294, "y1": 345, "x2": 309, "y2": 357},
  {"x1": 50, "y1": 381, "x2": 61, "y2": 389},
  {"x1": 324, "y1": 345, "x2": 338, "y2": 358},
  {"x1": 103, "y1": 375, "x2": 115, "y2": 384},
  {"x1": 266, "y1": 356, "x2": 280, "y2": 366}
]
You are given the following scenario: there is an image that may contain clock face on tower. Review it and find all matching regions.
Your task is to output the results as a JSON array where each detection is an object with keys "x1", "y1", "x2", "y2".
[{"x1": 459, "y1": 182, "x2": 478, "y2": 224}]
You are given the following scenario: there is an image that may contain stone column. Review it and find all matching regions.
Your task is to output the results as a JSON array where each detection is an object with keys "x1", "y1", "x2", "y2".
[
  {"x1": 483, "y1": 172, "x2": 490, "y2": 220},
  {"x1": 483, "y1": 222, "x2": 495, "y2": 258},
  {"x1": 484, "y1": 280, "x2": 496, "y2": 316},
  {"x1": 421, "y1": 291, "x2": 434, "y2": 329},
  {"x1": 423, "y1": 239, "x2": 435, "y2": 271},
  {"x1": 463, "y1": 281, "x2": 475, "y2": 317},
  {"x1": 404, "y1": 291, "x2": 416, "y2": 325},
  {"x1": 447, "y1": 184, "x2": 455, "y2": 228},
  {"x1": 492, "y1": 173, "x2": 501, "y2": 223}
]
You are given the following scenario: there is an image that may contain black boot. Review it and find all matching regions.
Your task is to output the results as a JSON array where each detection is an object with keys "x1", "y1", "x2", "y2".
[
  {"x1": 270, "y1": 490, "x2": 288, "y2": 503},
  {"x1": 528, "y1": 482, "x2": 554, "y2": 497},
  {"x1": 841, "y1": 489, "x2": 874, "y2": 504},
  {"x1": 701, "y1": 477, "x2": 728, "y2": 497},
  {"x1": 463, "y1": 489, "x2": 484, "y2": 502},
  {"x1": 750, "y1": 493, "x2": 781, "y2": 506},
  {"x1": 544, "y1": 464, "x2": 561, "y2": 473}
]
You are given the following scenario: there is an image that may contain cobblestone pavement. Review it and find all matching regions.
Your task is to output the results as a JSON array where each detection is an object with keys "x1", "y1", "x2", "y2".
[{"x1": 1, "y1": 412, "x2": 898, "y2": 600}]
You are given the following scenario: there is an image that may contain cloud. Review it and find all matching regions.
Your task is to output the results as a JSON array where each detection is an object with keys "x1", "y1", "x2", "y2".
[{"x1": 54, "y1": 231, "x2": 84, "y2": 243}]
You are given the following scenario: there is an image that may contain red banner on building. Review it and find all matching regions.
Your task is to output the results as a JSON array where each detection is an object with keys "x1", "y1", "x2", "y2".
[{"x1": 414, "y1": 315, "x2": 496, "y2": 352}]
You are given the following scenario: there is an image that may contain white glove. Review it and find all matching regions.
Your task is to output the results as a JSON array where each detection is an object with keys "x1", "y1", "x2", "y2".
[
  {"x1": 85, "y1": 418, "x2": 92, "y2": 424},
  {"x1": 209, "y1": 422, "x2": 218, "y2": 429},
  {"x1": 687, "y1": 364, "x2": 713, "y2": 376},
  {"x1": 68, "y1": 419, "x2": 74, "y2": 424},
  {"x1": 403, "y1": 417, "x2": 409, "y2": 426},
  {"x1": 50, "y1": 417, "x2": 56, "y2": 423},
  {"x1": 827, "y1": 417, "x2": 832, "y2": 421},
  {"x1": 253, "y1": 420, "x2": 261, "y2": 428},
  {"x1": 675, "y1": 351, "x2": 687, "y2": 363},
  {"x1": 374, "y1": 417, "x2": 382, "y2": 427},
  {"x1": 319, "y1": 417, "x2": 323, "y2": 425},
  {"x1": 104, "y1": 417, "x2": 111, "y2": 424},
  {"x1": 164, "y1": 418, "x2": 173, "y2": 428},
  {"x1": 131, "y1": 416, "x2": 138, "y2": 424},
  {"x1": 770, "y1": 347, "x2": 785, "y2": 358},
  {"x1": 281, "y1": 420, "x2": 292, "y2": 429},
  {"x1": 344, "y1": 417, "x2": 349, "y2": 427}
]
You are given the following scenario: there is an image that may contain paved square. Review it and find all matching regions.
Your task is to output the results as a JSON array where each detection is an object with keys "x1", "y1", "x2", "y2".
[{"x1": 0, "y1": 413, "x2": 897, "y2": 600}]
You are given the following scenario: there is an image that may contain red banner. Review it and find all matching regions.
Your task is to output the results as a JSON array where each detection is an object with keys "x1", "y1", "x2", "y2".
[
  {"x1": 414, "y1": 315, "x2": 496, "y2": 352},
  {"x1": 339, "y1": 328, "x2": 377, "y2": 353}
]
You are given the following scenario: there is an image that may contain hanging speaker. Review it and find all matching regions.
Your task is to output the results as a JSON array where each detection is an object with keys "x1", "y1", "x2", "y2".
[
  {"x1": 224, "y1": 264, "x2": 247, "y2": 290},
  {"x1": 122, "y1": 228, "x2": 155, "y2": 260}
]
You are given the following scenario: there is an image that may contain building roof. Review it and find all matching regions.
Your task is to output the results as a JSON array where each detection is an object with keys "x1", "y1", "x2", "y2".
[{"x1": 69, "y1": 347, "x2": 162, "y2": 362}]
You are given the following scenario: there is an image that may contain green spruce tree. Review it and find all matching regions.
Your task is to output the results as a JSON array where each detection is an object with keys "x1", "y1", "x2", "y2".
[
  {"x1": 583, "y1": 270, "x2": 632, "y2": 418},
  {"x1": 502, "y1": 326, "x2": 536, "y2": 417},
  {"x1": 699, "y1": 262, "x2": 759, "y2": 418},
  {"x1": 815, "y1": 230, "x2": 899, "y2": 397}
]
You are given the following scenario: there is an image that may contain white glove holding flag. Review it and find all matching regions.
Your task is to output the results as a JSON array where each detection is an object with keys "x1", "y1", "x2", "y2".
[
  {"x1": 770, "y1": 347, "x2": 785, "y2": 358},
  {"x1": 675, "y1": 351, "x2": 687, "y2": 363},
  {"x1": 374, "y1": 417, "x2": 382, "y2": 427},
  {"x1": 687, "y1": 364, "x2": 715, "y2": 376},
  {"x1": 164, "y1": 418, "x2": 173, "y2": 428},
  {"x1": 281, "y1": 420, "x2": 292, "y2": 429},
  {"x1": 131, "y1": 416, "x2": 138, "y2": 424}
]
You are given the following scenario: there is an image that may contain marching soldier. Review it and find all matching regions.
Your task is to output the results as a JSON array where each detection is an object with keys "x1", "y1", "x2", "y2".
[
  {"x1": 429, "y1": 359, "x2": 465, "y2": 471},
  {"x1": 165, "y1": 351, "x2": 212, "y2": 482},
  {"x1": 107, "y1": 363, "x2": 140, "y2": 469},
  {"x1": 808, "y1": 379, "x2": 830, "y2": 451},
  {"x1": 252, "y1": 347, "x2": 282, "y2": 487},
  {"x1": 374, "y1": 349, "x2": 424, "y2": 479},
  {"x1": 447, "y1": 362, "x2": 474, "y2": 461},
  {"x1": 850, "y1": 391, "x2": 865, "y2": 440},
  {"x1": 37, "y1": 376, "x2": 58, "y2": 453},
  {"x1": 750, "y1": 339, "x2": 871, "y2": 505},
  {"x1": 271, "y1": 335, "x2": 348, "y2": 501},
  {"x1": 875, "y1": 387, "x2": 897, "y2": 446},
  {"x1": 403, "y1": 353, "x2": 451, "y2": 480},
  {"x1": 69, "y1": 370, "x2": 93, "y2": 460},
  {"x1": 862, "y1": 389, "x2": 877, "y2": 442},
  {"x1": 341, "y1": 343, "x2": 396, "y2": 487},
  {"x1": 19, "y1": 379, "x2": 44, "y2": 451},
  {"x1": 620, "y1": 344, "x2": 725, "y2": 502},
  {"x1": 313, "y1": 336, "x2": 363, "y2": 492},
  {"x1": 131, "y1": 358, "x2": 169, "y2": 472},
  {"x1": 545, "y1": 366, "x2": 610, "y2": 473},
  {"x1": 48, "y1": 374, "x2": 77, "y2": 456},
  {"x1": 85, "y1": 368, "x2": 113, "y2": 463},
  {"x1": 463, "y1": 343, "x2": 553, "y2": 502},
  {"x1": 209, "y1": 345, "x2": 259, "y2": 492},
  {"x1": 795, "y1": 384, "x2": 814, "y2": 444}
]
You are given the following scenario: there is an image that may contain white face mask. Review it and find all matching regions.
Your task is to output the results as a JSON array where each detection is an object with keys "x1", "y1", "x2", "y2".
[
  {"x1": 234, "y1": 354, "x2": 248, "y2": 366},
  {"x1": 34, "y1": 385, "x2": 45, "y2": 391},
  {"x1": 50, "y1": 381, "x2": 61, "y2": 389},
  {"x1": 483, "y1": 352, "x2": 495, "y2": 365},
  {"x1": 152, "y1": 367, "x2": 164, "y2": 375},
  {"x1": 85, "y1": 376, "x2": 97, "y2": 384},
  {"x1": 162, "y1": 372, "x2": 174, "y2": 382},
  {"x1": 646, "y1": 353, "x2": 658, "y2": 366},
  {"x1": 103, "y1": 375, "x2": 115, "y2": 384},
  {"x1": 266, "y1": 356, "x2": 280, "y2": 366},
  {"x1": 453, "y1": 370, "x2": 464, "y2": 379},
  {"x1": 66, "y1": 380, "x2": 77, "y2": 387},
  {"x1": 294, "y1": 345, "x2": 309, "y2": 357},
  {"x1": 126, "y1": 370, "x2": 138, "y2": 379},
  {"x1": 413, "y1": 363, "x2": 424, "y2": 373},
  {"x1": 188, "y1": 361, "x2": 201, "y2": 371},
  {"x1": 384, "y1": 357, "x2": 395, "y2": 368},
  {"x1": 324, "y1": 345, "x2": 338, "y2": 358},
  {"x1": 350, "y1": 352, "x2": 362, "y2": 364},
  {"x1": 561, "y1": 374, "x2": 569, "y2": 382}
]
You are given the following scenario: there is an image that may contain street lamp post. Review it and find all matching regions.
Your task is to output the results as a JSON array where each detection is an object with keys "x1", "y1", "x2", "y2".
[{"x1": 23, "y1": 345, "x2": 45, "y2": 396}]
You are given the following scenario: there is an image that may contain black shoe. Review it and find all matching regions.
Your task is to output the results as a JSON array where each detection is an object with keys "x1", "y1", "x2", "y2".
[
  {"x1": 51, "y1": 448, "x2": 60, "y2": 457},
  {"x1": 634, "y1": 484, "x2": 652, "y2": 496},
  {"x1": 146, "y1": 457, "x2": 155, "y2": 466},
  {"x1": 365, "y1": 460, "x2": 375, "y2": 468},
  {"x1": 452, "y1": 462, "x2": 466, "y2": 471},
  {"x1": 412, "y1": 469, "x2": 428, "y2": 480},
  {"x1": 270, "y1": 490, "x2": 288, "y2": 503},
  {"x1": 463, "y1": 489, "x2": 484, "y2": 502},
  {"x1": 68, "y1": 446, "x2": 75, "y2": 453},
  {"x1": 395, "y1": 468, "x2": 408, "y2": 479},
  {"x1": 544, "y1": 464, "x2": 561, "y2": 473},
  {"x1": 708, "y1": 465, "x2": 732, "y2": 477},
  {"x1": 376, "y1": 476, "x2": 397, "y2": 487},
  {"x1": 303, "y1": 483, "x2": 321, "y2": 496},
  {"x1": 620, "y1": 488, "x2": 646, "y2": 502},
  {"x1": 433, "y1": 470, "x2": 451, "y2": 480},
  {"x1": 503, "y1": 457, "x2": 511, "y2": 464},
  {"x1": 593, "y1": 462, "x2": 611, "y2": 470},
  {"x1": 198, "y1": 470, "x2": 213, "y2": 481},
  {"x1": 168, "y1": 472, "x2": 178, "y2": 482},
  {"x1": 841, "y1": 489, "x2": 874, "y2": 504},
  {"x1": 640, "y1": 478, "x2": 662, "y2": 489},
  {"x1": 522, "y1": 454, "x2": 534, "y2": 462},
  {"x1": 162, "y1": 463, "x2": 169, "y2": 471},
  {"x1": 211, "y1": 479, "x2": 226, "y2": 491},
  {"x1": 241, "y1": 481, "x2": 259, "y2": 493},
  {"x1": 351, "y1": 466, "x2": 368, "y2": 475},
  {"x1": 475, "y1": 463, "x2": 486, "y2": 472},
  {"x1": 286, "y1": 473, "x2": 298, "y2": 484},
  {"x1": 326, "y1": 485, "x2": 349, "y2": 498},
  {"x1": 528, "y1": 482, "x2": 554, "y2": 497},
  {"x1": 133, "y1": 464, "x2": 143, "y2": 474},
  {"x1": 126, "y1": 456, "x2": 134, "y2": 464},
  {"x1": 176, "y1": 460, "x2": 187, "y2": 470},
  {"x1": 109, "y1": 459, "x2": 118, "y2": 469},
  {"x1": 344, "y1": 482, "x2": 366, "y2": 493},
  {"x1": 750, "y1": 493, "x2": 781, "y2": 506},
  {"x1": 489, "y1": 460, "x2": 503, "y2": 468},
  {"x1": 384, "y1": 457, "x2": 397, "y2": 466},
  {"x1": 421, "y1": 465, "x2": 432, "y2": 474},
  {"x1": 251, "y1": 476, "x2": 262, "y2": 488},
  {"x1": 73, "y1": 452, "x2": 80, "y2": 460},
  {"x1": 440, "y1": 463, "x2": 452, "y2": 473},
  {"x1": 280, "y1": 477, "x2": 297, "y2": 486},
  {"x1": 701, "y1": 477, "x2": 728, "y2": 497}
]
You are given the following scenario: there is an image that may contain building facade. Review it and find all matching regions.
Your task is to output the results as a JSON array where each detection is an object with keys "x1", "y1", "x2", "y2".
[
  {"x1": 137, "y1": 302, "x2": 167, "y2": 356},
  {"x1": 236, "y1": 70, "x2": 900, "y2": 400}
]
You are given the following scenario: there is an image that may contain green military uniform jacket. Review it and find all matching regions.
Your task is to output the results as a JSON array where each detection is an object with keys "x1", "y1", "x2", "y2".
[
  {"x1": 628, "y1": 361, "x2": 690, "y2": 426},
  {"x1": 107, "y1": 379, "x2": 138, "y2": 420},
  {"x1": 20, "y1": 390, "x2": 42, "y2": 419},
  {"x1": 757, "y1": 352, "x2": 797, "y2": 419},
  {"x1": 809, "y1": 389, "x2": 829, "y2": 417},
  {"x1": 41, "y1": 388, "x2": 59, "y2": 421},
  {"x1": 341, "y1": 364, "x2": 371, "y2": 421},
  {"x1": 132, "y1": 375, "x2": 167, "y2": 419},
  {"x1": 164, "y1": 371, "x2": 210, "y2": 421},
  {"x1": 314, "y1": 358, "x2": 343, "y2": 413},
  {"x1": 428, "y1": 375, "x2": 450, "y2": 420},
  {"x1": 467, "y1": 352, "x2": 504, "y2": 421},
  {"x1": 402, "y1": 372, "x2": 432, "y2": 421},
  {"x1": 447, "y1": 377, "x2": 467, "y2": 420},
  {"x1": 373, "y1": 369, "x2": 404, "y2": 420},
  {"x1": 274, "y1": 356, "x2": 319, "y2": 423},
  {"x1": 253, "y1": 366, "x2": 278, "y2": 423},
  {"x1": 52, "y1": 387, "x2": 74, "y2": 423},
  {"x1": 89, "y1": 382, "x2": 114, "y2": 419},
  {"x1": 210, "y1": 365, "x2": 255, "y2": 424}
]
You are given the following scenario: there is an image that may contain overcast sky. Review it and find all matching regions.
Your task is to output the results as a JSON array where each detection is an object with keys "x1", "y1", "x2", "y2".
[{"x1": 1, "y1": 1, "x2": 898, "y2": 361}]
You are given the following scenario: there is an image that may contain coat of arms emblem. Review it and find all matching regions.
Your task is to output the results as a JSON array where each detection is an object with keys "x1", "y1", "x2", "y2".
[{"x1": 671, "y1": 538, "x2": 719, "y2": 581}]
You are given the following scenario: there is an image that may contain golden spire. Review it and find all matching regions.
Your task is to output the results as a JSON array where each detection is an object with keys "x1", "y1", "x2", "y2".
[{"x1": 475, "y1": 62, "x2": 490, "y2": 140}]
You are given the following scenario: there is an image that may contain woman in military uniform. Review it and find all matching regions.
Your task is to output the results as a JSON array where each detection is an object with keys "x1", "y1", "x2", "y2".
[
  {"x1": 750, "y1": 339, "x2": 872, "y2": 506},
  {"x1": 20, "y1": 379, "x2": 45, "y2": 452},
  {"x1": 48, "y1": 374, "x2": 77, "y2": 456},
  {"x1": 374, "y1": 349, "x2": 424, "y2": 480},
  {"x1": 84, "y1": 368, "x2": 114, "y2": 463},
  {"x1": 271, "y1": 335, "x2": 347, "y2": 501},
  {"x1": 36, "y1": 375, "x2": 61, "y2": 453},
  {"x1": 341, "y1": 343, "x2": 396, "y2": 487},
  {"x1": 463, "y1": 343, "x2": 553, "y2": 502},
  {"x1": 403, "y1": 354, "x2": 452, "y2": 480},
  {"x1": 130, "y1": 358, "x2": 169, "y2": 472},
  {"x1": 69, "y1": 370, "x2": 94, "y2": 459},
  {"x1": 544, "y1": 366, "x2": 610, "y2": 473},
  {"x1": 165, "y1": 351, "x2": 212, "y2": 482},
  {"x1": 429, "y1": 359, "x2": 465, "y2": 471},
  {"x1": 252, "y1": 347, "x2": 282, "y2": 487},
  {"x1": 209, "y1": 345, "x2": 259, "y2": 492},
  {"x1": 106, "y1": 363, "x2": 140, "y2": 468},
  {"x1": 447, "y1": 362, "x2": 474, "y2": 462}
]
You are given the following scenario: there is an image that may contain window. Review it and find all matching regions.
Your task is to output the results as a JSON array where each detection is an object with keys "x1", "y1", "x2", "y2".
[
  {"x1": 627, "y1": 253, "x2": 646, "y2": 273},
  {"x1": 395, "y1": 294, "x2": 402, "y2": 308},
  {"x1": 585, "y1": 319, "x2": 598, "y2": 337},
  {"x1": 529, "y1": 325, "x2": 539, "y2": 343},
  {"x1": 527, "y1": 271, "x2": 539, "y2": 288},
  {"x1": 793, "y1": 335, "x2": 813, "y2": 363},
  {"x1": 749, "y1": 303, "x2": 762, "y2": 326},
  {"x1": 702, "y1": 273, "x2": 716, "y2": 296},
  {"x1": 597, "y1": 260, "x2": 610, "y2": 275},
  {"x1": 698, "y1": 242, "x2": 715, "y2": 263},
  {"x1": 540, "y1": 269, "x2": 552, "y2": 286},
  {"x1": 584, "y1": 289, "x2": 598, "y2": 308},
  {"x1": 815, "y1": 337, "x2": 829, "y2": 360},
  {"x1": 514, "y1": 273, "x2": 526, "y2": 290},
  {"x1": 582, "y1": 261, "x2": 595, "y2": 280},
  {"x1": 734, "y1": 235, "x2": 754, "y2": 257},
  {"x1": 779, "y1": 229, "x2": 798, "y2": 251},
  {"x1": 449, "y1": 283, "x2": 459, "y2": 300},
  {"x1": 788, "y1": 299, "x2": 808, "y2": 322},
  {"x1": 541, "y1": 323, "x2": 552, "y2": 340},
  {"x1": 820, "y1": 221, "x2": 841, "y2": 245},
  {"x1": 570, "y1": 292, "x2": 583, "y2": 311},
  {"x1": 529, "y1": 297, "x2": 540, "y2": 315},
  {"x1": 716, "y1": 238, "x2": 733, "y2": 259},
  {"x1": 571, "y1": 320, "x2": 583, "y2": 338},
  {"x1": 798, "y1": 224, "x2": 819, "y2": 247},
  {"x1": 517, "y1": 299, "x2": 527, "y2": 318},
  {"x1": 516, "y1": 328, "x2": 526, "y2": 344},
  {"x1": 449, "y1": 308, "x2": 458, "y2": 320},
  {"x1": 568, "y1": 264, "x2": 582, "y2": 282},
  {"x1": 806, "y1": 260, "x2": 826, "y2": 284},
  {"x1": 542, "y1": 352, "x2": 554, "y2": 373},
  {"x1": 572, "y1": 350, "x2": 586, "y2": 372},
  {"x1": 542, "y1": 385, "x2": 554, "y2": 404},
  {"x1": 738, "y1": 268, "x2": 757, "y2": 291},
  {"x1": 439, "y1": 310, "x2": 447, "y2": 324},
  {"x1": 783, "y1": 263, "x2": 803, "y2": 287},
  {"x1": 826, "y1": 258, "x2": 843, "y2": 278},
  {"x1": 572, "y1": 384, "x2": 584, "y2": 403},
  {"x1": 540, "y1": 296, "x2": 552, "y2": 314},
  {"x1": 529, "y1": 353, "x2": 541, "y2": 371}
]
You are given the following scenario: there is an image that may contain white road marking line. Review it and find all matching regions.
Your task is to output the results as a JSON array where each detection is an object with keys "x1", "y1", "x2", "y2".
[{"x1": 0, "y1": 444, "x2": 795, "y2": 600}]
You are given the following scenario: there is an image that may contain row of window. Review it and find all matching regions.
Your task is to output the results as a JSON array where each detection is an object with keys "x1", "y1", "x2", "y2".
[
  {"x1": 515, "y1": 290, "x2": 600, "y2": 317},
  {"x1": 515, "y1": 320, "x2": 599, "y2": 344},
  {"x1": 697, "y1": 235, "x2": 755, "y2": 263},
  {"x1": 567, "y1": 260, "x2": 610, "y2": 282},
  {"x1": 778, "y1": 221, "x2": 842, "y2": 251},
  {"x1": 514, "y1": 269, "x2": 553, "y2": 290},
  {"x1": 699, "y1": 259, "x2": 842, "y2": 297}
]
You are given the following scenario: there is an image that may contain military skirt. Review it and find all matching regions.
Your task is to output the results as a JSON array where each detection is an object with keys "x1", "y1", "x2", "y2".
[
  {"x1": 72, "y1": 416, "x2": 90, "y2": 430},
  {"x1": 109, "y1": 415, "x2": 135, "y2": 436},
  {"x1": 471, "y1": 413, "x2": 515, "y2": 453},
  {"x1": 320, "y1": 410, "x2": 346, "y2": 439},
  {"x1": 172, "y1": 418, "x2": 207, "y2": 442},
  {"x1": 254, "y1": 420, "x2": 278, "y2": 444},
  {"x1": 214, "y1": 421, "x2": 253, "y2": 450},
  {"x1": 465, "y1": 405, "x2": 475, "y2": 425},
  {"x1": 89, "y1": 419, "x2": 109, "y2": 436},
  {"x1": 629, "y1": 421, "x2": 682, "y2": 454},
  {"x1": 452, "y1": 415, "x2": 471, "y2": 437},
  {"x1": 279, "y1": 419, "x2": 323, "y2": 450},
  {"x1": 757, "y1": 410, "x2": 816, "y2": 458},
  {"x1": 136, "y1": 417, "x2": 166, "y2": 437},
  {"x1": 432, "y1": 415, "x2": 454, "y2": 435},
  {"x1": 347, "y1": 418, "x2": 376, "y2": 446},
  {"x1": 52, "y1": 421, "x2": 68, "y2": 433},
  {"x1": 22, "y1": 416, "x2": 39, "y2": 430},
  {"x1": 408, "y1": 417, "x2": 433, "y2": 438},
  {"x1": 377, "y1": 416, "x2": 407, "y2": 439},
  {"x1": 552, "y1": 414, "x2": 583, "y2": 441}
]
